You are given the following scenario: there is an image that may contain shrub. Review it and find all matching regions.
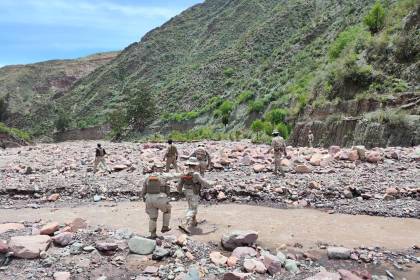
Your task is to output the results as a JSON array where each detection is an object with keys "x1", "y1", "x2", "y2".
[
  {"x1": 364, "y1": 0, "x2": 386, "y2": 34},
  {"x1": 0, "y1": 122, "x2": 31, "y2": 141},
  {"x1": 55, "y1": 111, "x2": 71, "y2": 132},
  {"x1": 223, "y1": 67, "x2": 235, "y2": 77},
  {"x1": 236, "y1": 91, "x2": 254, "y2": 104},
  {"x1": 265, "y1": 109, "x2": 288, "y2": 125},
  {"x1": 329, "y1": 26, "x2": 366, "y2": 59},
  {"x1": 394, "y1": 29, "x2": 420, "y2": 62},
  {"x1": 0, "y1": 97, "x2": 8, "y2": 121},
  {"x1": 251, "y1": 119, "x2": 265, "y2": 139},
  {"x1": 107, "y1": 109, "x2": 127, "y2": 134},
  {"x1": 248, "y1": 99, "x2": 265, "y2": 113},
  {"x1": 276, "y1": 122, "x2": 291, "y2": 139}
]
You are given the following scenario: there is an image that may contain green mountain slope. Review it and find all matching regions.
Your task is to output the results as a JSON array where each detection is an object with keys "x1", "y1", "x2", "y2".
[
  {"x1": 0, "y1": 52, "x2": 119, "y2": 129},
  {"x1": 1, "y1": 0, "x2": 419, "y2": 146}
]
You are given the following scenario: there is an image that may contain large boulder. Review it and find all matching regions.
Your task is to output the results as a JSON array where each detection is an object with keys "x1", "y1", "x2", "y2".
[
  {"x1": 9, "y1": 235, "x2": 51, "y2": 259},
  {"x1": 352, "y1": 146, "x2": 366, "y2": 160},
  {"x1": 294, "y1": 164, "x2": 313, "y2": 174},
  {"x1": 128, "y1": 236, "x2": 156, "y2": 255},
  {"x1": 366, "y1": 151, "x2": 382, "y2": 163},
  {"x1": 231, "y1": 247, "x2": 257, "y2": 259},
  {"x1": 243, "y1": 258, "x2": 266, "y2": 273},
  {"x1": 262, "y1": 253, "x2": 283, "y2": 275},
  {"x1": 221, "y1": 230, "x2": 258, "y2": 251},
  {"x1": 40, "y1": 222, "x2": 60, "y2": 235}
]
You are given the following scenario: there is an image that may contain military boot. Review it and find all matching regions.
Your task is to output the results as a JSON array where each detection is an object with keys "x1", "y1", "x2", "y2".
[
  {"x1": 161, "y1": 226, "x2": 171, "y2": 233},
  {"x1": 191, "y1": 215, "x2": 198, "y2": 227},
  {"x1": 178, "y1": 220, "x2": 191, "y2": 234}
]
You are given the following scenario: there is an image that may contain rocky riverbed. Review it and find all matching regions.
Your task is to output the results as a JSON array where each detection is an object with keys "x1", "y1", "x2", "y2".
[{"x1": 0, "y1": 141, "x2": 419, "y2": 279}]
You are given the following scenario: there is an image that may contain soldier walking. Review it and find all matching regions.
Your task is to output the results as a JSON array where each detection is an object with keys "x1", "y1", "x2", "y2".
[
  {"x1": 142, "y1": 174, "x2": 172, "y2": 239},
  {"x1": 163, "y1": 139, "x2": 179, "y2": 172},
  {"x1": 268, "y1": 130, "x2": 287, "y2": 176},
  {"x1": 94, "y1": 143, "x2": 111, "y2": 174},
  {"x1": 177, "y1": 157, "x2": 210, "y2": 234},
  {"x1": 308, "y1": 129, "x2": 314, "y2": 148},
  {"x1": 189, "y1": 143, "x2": 211, "y2": 176}
]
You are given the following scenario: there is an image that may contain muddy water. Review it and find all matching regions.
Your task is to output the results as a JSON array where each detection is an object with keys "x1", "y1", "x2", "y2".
[{"x1": 1, "y1": 202, "x2": 419, "y2": 250}]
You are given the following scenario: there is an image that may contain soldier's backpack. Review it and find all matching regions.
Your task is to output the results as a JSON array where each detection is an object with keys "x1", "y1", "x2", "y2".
[
  {"x1": 273, "y1": 137, "x2": 284, "y2": 152},
  {"x1": 96, "y1": 147, "x2": 105, "y2": 157},
  {"x1": 167, "y1": 145, "x2": 177, "y2": 157}
]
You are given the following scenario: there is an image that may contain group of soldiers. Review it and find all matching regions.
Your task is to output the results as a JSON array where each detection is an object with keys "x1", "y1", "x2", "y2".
[{"x1": 93, "y1": 129, "x2": 290, "y2": 239}]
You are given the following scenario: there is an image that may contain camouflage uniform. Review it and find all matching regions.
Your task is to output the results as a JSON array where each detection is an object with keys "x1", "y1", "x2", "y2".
[
  {"x1": 190, "y1": 145, "x2": 211, "y2": 176},
  {"x1": 142, "y1": 175, "x2": 172, "y2": 238},
  {"x1": 269, "y1": 134, "x2": 287, "y2": 176},
  {"x1": 177, "y1": 158, "x2": 210, "y2": 231},
  {"x1": 308, "y1": 131, "x2": 314, "y2": 148},
  {"x1": 164, "y1": 144, "x2": 179, "y2": 172},
  {"x1": 94, "y1": 145, "x2": 111, "y2": 173}
]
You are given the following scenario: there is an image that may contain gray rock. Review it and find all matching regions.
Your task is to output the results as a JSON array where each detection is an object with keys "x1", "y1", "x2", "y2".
[
  {"x1": 305, "y1": 271, "x2": 341, "y2": 280},
  {"x1": 284, "y1": 259, "x2": 299, "y2": 273},
  {"x1": 128, "y1": 236, "x2": 156, "y2": 255},
  {"x1": 231, "y1": 247, "x2": 257, "y2": 259},
  {"x1": 262, "y1": 252, "x2": 283, "y2": 275},
  {"x1": 276, "y1": 251, "x2": 286, "y2": 264},
  {"x1": 327, "y1": 247, "x2": 351, "y2": 259},
  {"x1": 52, "y1": 232, "x2": 74, "y2": 247},
  {"x1": 70, "y1": 242, "x2": 84, "y2": 255},
  {"x1": 93, "y1": 195, "x2": 102, "y2": 202},
  {"x1": 221, "y1": 230, "x2": 258, "y2": 251},
  {"x1": 152, "y1": 247, "x2": 170, "y2": 260},
  {"x1": 185, "y1": 266, "x2": 200, "y2": 280},
  {"x1": 95, "y1": 242, "x2": 118, "y2": 252},
  {"x1": 83, "y1": 245, "x2": 95, "y2": 252}
]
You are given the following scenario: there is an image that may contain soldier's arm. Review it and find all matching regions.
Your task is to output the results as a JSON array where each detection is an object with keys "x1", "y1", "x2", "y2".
[
  {"x1": 161, "y1": 179, "x2": 170, "y2": 195},
  {"x1": 193, "y1": 172, "x2": 210, "y2": 188},
  {"x1": 174, "y1": 146, "x2": 178, "y2": 157},
  {"x1": 206, "y1": 151, "x2": 212, "y2": 165},
  {"x1": 177, "y1": 178, "x2": 184, "y2": 193},
  {"x1": 141, "y1": 179, "x2": 148, "y2": 201},
  {"x1": 283, "y1": 143, "x2": 287, "y2": 156},
  {"x1": 163, "y1": 148, "x2": 168, "y2": 160}
]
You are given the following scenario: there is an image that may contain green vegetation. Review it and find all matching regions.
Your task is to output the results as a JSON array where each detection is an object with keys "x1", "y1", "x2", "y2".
[
  {"x1": 0, "y1": 97, "x2": 7, "y2": 121},
  {"x1": 265, "y1": 109, "x2": 287, "y2": 125},
  {"x1": 0, "y1": 122, "x2": 31, "y2": 141},
  {"x1": 248, "y1": 99, "x2": 265, "y2": 114},
  {"x1": 328, "y1": 26, "x2": 369, "y2": 59},
  {"x1": 125, "y1": 84, "x2": 156, "y2": 131},
  {"x1": 364, "y1": 0, "x2": 386, "y2": 34},
  {"x1": 236, "y1": 91, "x2": 254, "y2": 104},
  {"x1": 250, "y1": 120, "x2": 264, "y2": 140},
  {"x1": 54, "y1": 111, "x2": 71, "y2": 132}
]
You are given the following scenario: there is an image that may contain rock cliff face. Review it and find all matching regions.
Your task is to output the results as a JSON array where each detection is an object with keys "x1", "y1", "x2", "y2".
[{"x1": 289, "y1": 92, "x2": 420, "y2": 148}]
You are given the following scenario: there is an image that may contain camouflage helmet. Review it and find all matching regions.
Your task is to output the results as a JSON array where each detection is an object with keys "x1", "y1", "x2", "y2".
[{"x1": 272, "y1": 130, "x2": 280, "y2": 136}]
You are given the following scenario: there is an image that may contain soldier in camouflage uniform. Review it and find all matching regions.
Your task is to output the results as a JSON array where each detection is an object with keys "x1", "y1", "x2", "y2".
[
  {"x1": 142, "y1": 174, "x2": 172, "y2": 239},
  {"x1": 189, "y1": 143, "x2": 211, "y2": 176},
  {"x1": 268, "y1": 130, "x2": 287, "y2": 176},
  {"x1": 177, "y1": 157, "x2": 210, "y2": 234},
  {"x1": 163, "y1": 139, "x2": 179, "y2": 172},
  {"x1": 308, "y1": 130, "x2": 314, "y2": 148},
  {"x1": 94, "y1": 143, "x2": 111, "y2": 174}
]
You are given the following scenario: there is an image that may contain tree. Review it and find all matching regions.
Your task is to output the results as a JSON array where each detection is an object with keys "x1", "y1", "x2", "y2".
[
  {"x1": 251, "y1": 119, "x2": 264, "y2": 140},
  {"x1": 265, "y1": 109, "x2": 287, "y2": 125},
  {"x1": 0, "y1": 97, "x2": 7, "y2": 121},
  {"x1": 364, "y1": 0, "x2": 385, "y2": 34},
  {"x1": 125, "y1": 83, "x2": 156, "y2": 131},
  {"x1": 55, "y1": 111, "x2": 71, "y2": 132},
  {"x1": 108, "y1": 109, "x2": 127, "y2": 134},
  {"x1": 218, "y1": 100, "x2": 234, "y2": 127}
]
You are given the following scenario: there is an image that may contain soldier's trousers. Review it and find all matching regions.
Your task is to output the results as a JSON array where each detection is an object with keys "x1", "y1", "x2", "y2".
[
  {"x1": 274, "y1": 154, "x2": 285, "y2": 176},
  {"x1": 166, "y1": 157, "x2": 179, "y2": 172},
  {"x1": 184, "y1": 189, "x2": 199, "y2": 224},
  {"x1": 198, "y1": 160, "x2": 208, "y2": 176},
  {"x1": 94, "y1": 156, "x2": 110, "y2": 172},
  {"x1": 145, "y1": 194, "x2": 171, "y2": 234}
]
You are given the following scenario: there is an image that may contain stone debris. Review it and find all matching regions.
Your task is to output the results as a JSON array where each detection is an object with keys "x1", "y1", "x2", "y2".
[
  {"x1": 9, "y1": 235, "x2": 51, "y2": 259},
  {"x1": 221, "y1": 230, "x2": 258, "y2": 251}
]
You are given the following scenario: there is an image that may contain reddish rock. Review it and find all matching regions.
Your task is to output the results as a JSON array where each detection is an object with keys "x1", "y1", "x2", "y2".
[
  {"x1": 227, "y1": 256, "x2": 238, "y2": 267},
  {"x1": 366, "y1": 151, "x2": 382, "y2": 163},
  {"x1": 52, "y1": 232, "x2": 74, "y2": 246},
  {"x1": 68, "y1": 218, "x2": 87, "y2": 232},
  {"x1": 348, "y1": 150, "x2": 359, "y2": 161},
  {"x1": 294, "y1": 164, "x2": 313, "y2": 174},
  {"x1": 223, "y1": 272, "x2": 251, "y2": 280},
  {"x1": 9, "y1": 235, "x2": 51, "y2": 259},
  {"x1": 210, "y1": 251, "x2": 228, "y2": 266},
  {"x1": 0, "y1": 240, "x2": 9, "y2": 253},
  {"x1": 231, "y1": 247, "x2": 257, "y2": 259},
  {"x1": 0, "y1": 223, "x2": 25, "y2": 234},
  {"x1": 338, "y1": 269, "x2": 364, "y2": 280},
  {"x1": 329, "y1": 146, "x2": 341, "y2": 155},
  {"x1": 309, "y1": 154, "x2": 322, "y2": 166},
  {"x1": 176, "y1": 234, "x2": 188, "y2": 246},
  {"x1": 262, "y1": 253, "x2": 283, "y2": 275},
  {"x1": 253, "y1": 164, "x2": 265, "y2": 173},
  {"x1": 95, "y1": 242, "x2": 118, "y2": 252},
  {"x1": 305, "y1": 271, "x2": 341, "y2": 280},
  {"x1": 47, "y1": 193, "x2": 60, "y2": 202},
  {"x1": 40, "y1": 222, "x2": 60, "y2": 235},
  {"x1": 308, "y1": 181, "x2": 321, "y2": 189},
  {"x1": 53, "y1": 272, "x2": 71, "y2": 280},
  {"x1": 280, "y1": 158, "x2": 291, "y2": 167},
  {"x1": 217, "y1": 192, "x2": 227, "y2": 201},
  {"x1": 243, "y1": 258, "x2": 266, "y2": 273},
  {"x1": 185, "y1": 251, "x2": 195, "y2": 261}
]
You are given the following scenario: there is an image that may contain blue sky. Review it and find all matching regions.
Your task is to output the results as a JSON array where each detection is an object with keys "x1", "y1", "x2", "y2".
[{"x1": 0, "y1": 0, "x2": 202, "y2": 66}]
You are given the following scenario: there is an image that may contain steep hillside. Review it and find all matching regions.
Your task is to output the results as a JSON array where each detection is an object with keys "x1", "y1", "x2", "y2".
[
  {"x1": 1, "y1": 0, "x2": 419, "y2": 147},
  {"x1": 0, "y1": 52, "x2": 119, "y2": 130}
]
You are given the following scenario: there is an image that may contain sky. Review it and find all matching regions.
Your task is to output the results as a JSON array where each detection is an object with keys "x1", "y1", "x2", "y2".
[{"x1": 0, "y1": 0, "x2": 202, "y2": 66}]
